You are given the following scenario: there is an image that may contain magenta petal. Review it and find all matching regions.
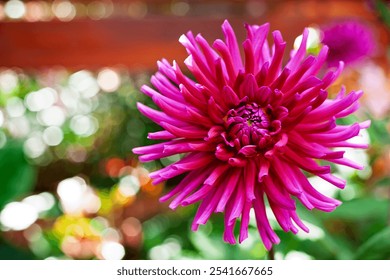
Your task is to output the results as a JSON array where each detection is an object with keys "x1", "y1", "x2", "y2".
[
  {"x1": 238, "y1": 201, "x2": 251, "y2": 243},
  {"x1": 286, "y1": 27, "x2": 309, "y2": 70},
  {"x1": 263, "y1": 175, "x2": 296, "y2": 210},
  {"x1": 169, "y1": 167, "x2": 212, "y2": 209},
  {"x1": 290, "y1": 210, "x2": 310, "y2": 233},
  {"x1": 270, "y1": 202, "x2": 299, "y2": 233},
  {"x1": 194, "y1": 184, "x2": 225, "y2": 226},
  {"x1": 265, "y1": 31, "x2": 286, "y2": 85},
  {"x1": 216, "y1": 168, "x2": 241, "y2": 212},
  {"x1": 159, "y1": 169, "x2": 204, "y2": 203},
  {"x1": 244, "y1": 160, "x2": 256, "y2": 201},
  {"x1": 253, "y1": 190, "x2": 280, "y2": 250},
  {"x1": 147, "y1": 130, "x2": 175, "y2": 140},
  {"x1": 222, "y1": 20, "x2": 243, "y2": 70},
  {"x1": 258, "y1": 160, "x2": 270, "y2": 182}
]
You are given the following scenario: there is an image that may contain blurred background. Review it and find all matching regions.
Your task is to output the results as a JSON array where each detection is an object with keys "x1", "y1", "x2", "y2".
[{"x1": 0, "y1": 0, "x2": 389, "y2": 260}]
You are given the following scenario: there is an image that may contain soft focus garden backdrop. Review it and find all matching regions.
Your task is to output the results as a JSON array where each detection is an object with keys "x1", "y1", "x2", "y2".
[{"x1": 0, "y1": 0, "x2": 389, "y2": 260}]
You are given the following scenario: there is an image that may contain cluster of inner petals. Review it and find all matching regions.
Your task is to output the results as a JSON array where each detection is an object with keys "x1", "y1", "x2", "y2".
[{"x1": 213, "y1": 99, "x2": 289, "y2": 166}]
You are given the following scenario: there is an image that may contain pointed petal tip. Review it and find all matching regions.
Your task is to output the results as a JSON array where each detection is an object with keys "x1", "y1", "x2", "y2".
[
  {"x1": 136, "y1": 101, "x2": 143, "y2": 109},
  {"x1": 136, "y1": 102, "x2": 152, "y2": 115},
  {"x1": 262, "y1": 22, "x2": 271, "y2": 29},
  {"x1": 138, "y1": 155, "x2": 152, "y2": 163},
  {"x1": 271, "y1": 235, "x2": 281, "y2": 245},
  {"x1": 131, "y1": 146, "x2": 142, "y2": 155},
  {"x1": 159, "y1": 195, "x2": 171, "y2": 203},
  {"x1": 302, "y1": 27, "x2": 310, "y2": 35},
  {"x1": 140, "y1": 84, "x2": 149, "y2": 92},
  {"x1": 150, "y1": 176, "x2": 165, "y2": 185},
  {"x1": 272, "y1": 30, "x2": 285, "y2": 43},
  {"x1": 338, "y1": 60, "x2": 345, "y2": 70},
  {"x1": 360, "y1": 120, "x2": 371, "y2": 129},
  {"x1": 178, "y1": 34, "x2": 188, "y2": 45},
  {"x1": 149, "y1": 169, "x2": 159, "y2": 177},
  {"x1": 222, "y1": 19, "x2": 231, "y2": 28},
  {"x1": 191, "y1": 223, "x2": 200, "y2": 232},
  {"x1": 223, "y1": 236, "x2": 237, "y2": 245},
  {"x1": 264, "y1": 243, "x2": 273, "y2": 251},
  {"x1": 238, "y1": 235, "x2": 248, "y2": 244},
  {"x1": 321, "y1": 44, "x2": 329, "y2": 53},
  {"x1": 168, "y1": 202, "x2": 179, "y2": 210},
  {"x1": 338, "y1": 182, "x2": 347, "y2": 189},
  {"x1": 356, "y1": 164, "x2": 365, "y2": 170},
  {"x1": 290, "y1": 226, "x2": 299, "y2": 234}
]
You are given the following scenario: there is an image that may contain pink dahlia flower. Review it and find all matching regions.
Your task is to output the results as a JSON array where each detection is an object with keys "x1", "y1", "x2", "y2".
[
  {"x1": 133, "y1": 20, "x2": 369, "y2": 250},
  {"x1": 321, "y1": 20, "x2": 376, "y2": 67}
]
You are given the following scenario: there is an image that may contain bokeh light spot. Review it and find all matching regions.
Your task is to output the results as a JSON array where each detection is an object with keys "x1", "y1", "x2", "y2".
[
  {"x1": 53, "y1": 0, "x2": 76, "y2": 21},
  {"x1": 69, "y1": 70, "x2": 99, "y2": 98},
  {"x1": 0, "y1": 202, "x2": 38, "y2": 231},
  {"x1": 37, "y1": 106, "x2": 66, "y2": 127},
  {"x1": 4, "y1": 0, "x2": 26, "y2": 19},
  {"x1": 0, "y1": 70, "x2": 18, "y2": 94},
  {"x1": 6, "y1": 97, "x2": 26, "y2": 118},
  {"x1": 57, "y1": 177, "x2": 87, "y2": 214},
  {"x1": 23, "y1": 192, "x2": 55, "y2": 214},
  {"x1": 105, "y1": 158, "x2": 126, "y2": 177},
  {"x1": 24, "y1": 133, "x2": 47, "y2": 158},
  {"x1": 25, "y1": 87, "x2": 57, "y2": 112},
  {"x1": 118, "y1": 175, "x2": 140, "y2": 197},
  {"x1": 97, "y1": 68, "x2": 121, "y2": 92},
  {"x1": 7, "y1": 116, "x2": 30, "y2": 138},
  {"x1": 42, "y1": 126, "x2": 64, "y2": 146},
  {"x1": 70, "y1": 115, "x2": 98, "y2": 137},
  {"x1": 100, "y1": 241, "x2": 125, "y2": 260}
]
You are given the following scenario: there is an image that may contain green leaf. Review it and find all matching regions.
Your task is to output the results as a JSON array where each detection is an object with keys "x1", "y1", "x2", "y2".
[
  {"x1": 328, "y1": 198, "x2": 388, "y2": 222},
  {"x1": 0, "y1": 141, "x2": 36, "y2": 210},
  {"x1": 320, "y1": 234, "x2": 354, "y2": 260},
  {"x1": 355, "y1": 227, "x2": 390, "y2": 260}
]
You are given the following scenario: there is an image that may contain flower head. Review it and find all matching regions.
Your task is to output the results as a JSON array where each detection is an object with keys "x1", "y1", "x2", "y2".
[
  {"x1": 321, "y1": 20, "x2": 376, "y2": 67},
  {"x1": 133, "y1": 20, "x2": 369, "y2": 250}
]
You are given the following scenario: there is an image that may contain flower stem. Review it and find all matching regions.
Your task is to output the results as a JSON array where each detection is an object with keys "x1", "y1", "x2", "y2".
[{"x1": 268, "y1": 247, "x2": 275, "y2": 260}]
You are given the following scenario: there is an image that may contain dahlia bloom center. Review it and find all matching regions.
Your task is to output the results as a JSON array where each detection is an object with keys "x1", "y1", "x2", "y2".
[
  {"x1": 214, "y1": 97, "x2": 288, "y2": 165},
  {"x1": 227, "y1": 103, "x2": 271, "y2": 132}
]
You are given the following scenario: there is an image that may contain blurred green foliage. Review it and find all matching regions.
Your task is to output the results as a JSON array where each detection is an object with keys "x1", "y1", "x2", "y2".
[{"x1": 0, "y1": 140, "x2": 36, "y2": 210}]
